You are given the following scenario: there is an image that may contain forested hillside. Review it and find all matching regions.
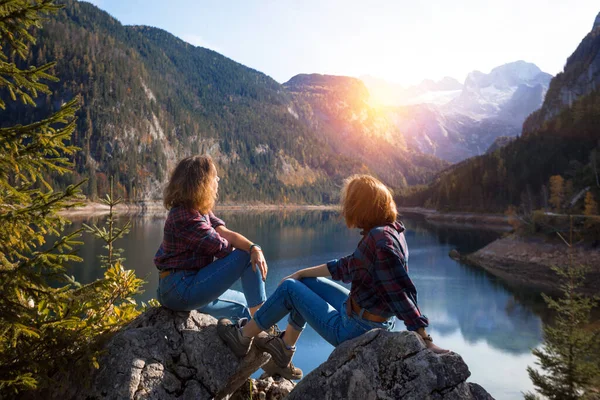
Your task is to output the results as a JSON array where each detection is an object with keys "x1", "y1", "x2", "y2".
[{"x1": 0, "y1": 0, "x2": 446, "y2": 204}]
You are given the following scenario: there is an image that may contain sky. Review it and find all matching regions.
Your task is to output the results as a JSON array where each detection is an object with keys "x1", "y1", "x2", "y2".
[{"x1": 84, "y1": 0, "x2": 600, "y2": 86}]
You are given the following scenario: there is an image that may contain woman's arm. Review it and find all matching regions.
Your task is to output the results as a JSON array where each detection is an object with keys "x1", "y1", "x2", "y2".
[
  {"x1": 280, "y1": 264, "x2": 330, "y2": 284},
  {"x1": 215, "y1": 225, "x2": 268, "y2": 281},
  {"x1": 215, "y1": 225, "x2": 253, "y2": 251}
]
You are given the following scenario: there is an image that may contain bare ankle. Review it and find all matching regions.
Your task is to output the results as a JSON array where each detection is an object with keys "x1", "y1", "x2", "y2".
[{"x1": 241, "y1": 319, "x2": 262, "y2": 338}]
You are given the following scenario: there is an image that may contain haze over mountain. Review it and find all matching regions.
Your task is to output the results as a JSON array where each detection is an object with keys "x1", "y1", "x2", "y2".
[
  {"x1": 363, "y1": 61, "x2": 553, "y2": 162},
  {"x1": 2, "y1": 0, "x2": 446, "y2": 203},
  {"x1": 360, "y1": 75, "x2": 463, "y2": 106},
  {"x1": 283, "y1": 74, "x2": 447, "y2": 189},
  {"x1": 403, "y1": 11, "x2": 600, "y2": 213}
]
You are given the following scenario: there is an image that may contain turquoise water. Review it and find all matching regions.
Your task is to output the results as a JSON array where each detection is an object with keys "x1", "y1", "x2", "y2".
[{"x1": 67, "y1": 210, "x2": 545, "y2": 399}]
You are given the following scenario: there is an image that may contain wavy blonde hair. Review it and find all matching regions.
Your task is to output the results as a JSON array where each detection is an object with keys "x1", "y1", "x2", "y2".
[
  {"x1": 163, "y1": 155, "x2": 217, "y2": 213},
  {"x1": 341, "y1": 175, "x2": 397, "y2": 231}
]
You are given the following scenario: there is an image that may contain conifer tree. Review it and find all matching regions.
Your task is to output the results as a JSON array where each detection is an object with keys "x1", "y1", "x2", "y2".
[
  {"x1": 0, "y1": 1, "x2": 144, "y2": 395},
  {"x1": 525, "y1": 227, "x2": 600, "y2": 400}
]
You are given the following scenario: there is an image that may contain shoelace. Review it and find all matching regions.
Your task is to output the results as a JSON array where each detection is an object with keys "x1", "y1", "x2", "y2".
[{"x1": 266, "y1": 323, "x2": 281, "y2": 337}]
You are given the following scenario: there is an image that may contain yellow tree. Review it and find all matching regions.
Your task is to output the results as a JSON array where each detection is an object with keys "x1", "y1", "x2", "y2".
[
  {"x1": 584, "y1": 192, "x2": 598, "y2": 216},
  {"x1": 549, "y1": 175, "x2": 565, "y2": 212}
]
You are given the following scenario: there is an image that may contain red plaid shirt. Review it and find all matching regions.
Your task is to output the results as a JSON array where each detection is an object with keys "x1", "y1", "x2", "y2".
[
  {"x1": 154, "y1": 207, "x2": 233, "y2": 271},
  {"x1": 327, "y1": 221, "x2": 429, "y2": 331}
]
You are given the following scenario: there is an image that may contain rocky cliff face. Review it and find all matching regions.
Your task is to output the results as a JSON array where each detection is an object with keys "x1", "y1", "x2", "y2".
[
  {"x1": 523, "y1": 12, "x2": 600, "y2": 134},
  {"x1": 41, "y1": 307, "x2": 494, "y2": 400}
]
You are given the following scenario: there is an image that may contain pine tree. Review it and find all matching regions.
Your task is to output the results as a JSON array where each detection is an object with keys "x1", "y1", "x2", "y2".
[
  {"x1": 525, "y1": 226, "x2": 600, "y2": 400},
  {"x1": 0, "y1": 1, "x2": 144, "y2": 395}
]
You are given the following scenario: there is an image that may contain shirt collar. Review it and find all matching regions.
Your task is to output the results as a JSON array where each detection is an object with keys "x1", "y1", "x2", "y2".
[{"x1": 390, "y1": 220, "x2": 405, "y2": 234}]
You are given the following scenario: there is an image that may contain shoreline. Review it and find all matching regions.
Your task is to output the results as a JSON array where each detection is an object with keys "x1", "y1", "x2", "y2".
[
  {"x1": 58, "y1": 201, "x2": 339, "y2": 217},
  {"x1": 399, "y1": 207, "x2": 511, "y2": 230},
  {"x1": 462, "y1": 235, "x2": 600, "y2": 295}
]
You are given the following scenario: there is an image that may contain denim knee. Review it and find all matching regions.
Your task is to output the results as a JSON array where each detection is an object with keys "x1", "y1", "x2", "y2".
[
  {"x1": 280, "y1": 278, "x2": 298, "y2": 291},
  {"x1": 230, "y1": 249, "x2": 251, "y2": 264}
]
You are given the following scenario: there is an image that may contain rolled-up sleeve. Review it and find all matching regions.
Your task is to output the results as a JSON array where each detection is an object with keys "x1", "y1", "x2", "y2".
[
  {"x1": 327, "y1": 250, "x2": 363, "y2": 283},
  {"x1": 372, "y1": 247, "x2": 428, "y2": 330},
  {"x1": 327, "y1": 257, "x2": 349, "y2": 282},
  {"x1": 183, "y1": 214, "x2": 232, "y2": 259},
  {"x1": 208, "y1": 212, "x2": 226, "y2": 229}
]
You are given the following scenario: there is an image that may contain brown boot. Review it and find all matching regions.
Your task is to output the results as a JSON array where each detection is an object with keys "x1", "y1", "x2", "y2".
[
  {"x1": 260, "y1": 358, "x2": 303, "y2": 380},
  {"x1": 254, "y1": 331, "x2": 295, "y2": 368}
]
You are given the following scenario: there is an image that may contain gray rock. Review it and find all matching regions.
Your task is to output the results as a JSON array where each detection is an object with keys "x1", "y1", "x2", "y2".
[
  {"x1": 286, "y1": 330, "x2": 494, "y2": 400},
  {"x1": 41, "y1": 308, "x2": 494, "y2": 400},
  {"x1": 449, "y1": 249, "x2": 461, "y2": 260},
  {"x1": 232, "y1": 377, "x2": 295, "y2": 400},
  {"x1": 52, "y1": 307, "x2": 269, "y2": 400}
]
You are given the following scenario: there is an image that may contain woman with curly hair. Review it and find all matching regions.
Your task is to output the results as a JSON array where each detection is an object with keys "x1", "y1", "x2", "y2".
[
  {"x1": 154, "y1": 155, "x2": 268, "y2": 322},
  {"x1": 218, "y1": 174, "x2": 448, "y2": 377}
]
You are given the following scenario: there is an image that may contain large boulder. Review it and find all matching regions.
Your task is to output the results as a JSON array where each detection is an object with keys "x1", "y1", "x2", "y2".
[
  {"x1": 45, "y1": 307, "x2": 493, "y2": 400},
  {"x1": 54, "y1": 307, "x2": 270, "y2": 400},
  {"x1": 286, "y1": 329, "x2": 494, "y2": 400}
]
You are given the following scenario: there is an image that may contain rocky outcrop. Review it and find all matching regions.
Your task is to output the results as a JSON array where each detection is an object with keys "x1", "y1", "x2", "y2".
[
  {"x1": 50, "y1": 307, "x2": 270, "y2": 400},
  {"x1": 46, "y1": 307, "x2": 494, "y2": 400},
  {"x1": 287, "y1": 329, "x2": 493, "y2": 400}
]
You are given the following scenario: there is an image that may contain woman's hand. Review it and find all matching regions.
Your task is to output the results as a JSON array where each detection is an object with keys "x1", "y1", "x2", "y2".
[
  {"x1": 279, "y1": 270, "x2": 304, "y2": 285},
  {"x1": 250, "y1": 248, "x2": 268, "y2": 282}
]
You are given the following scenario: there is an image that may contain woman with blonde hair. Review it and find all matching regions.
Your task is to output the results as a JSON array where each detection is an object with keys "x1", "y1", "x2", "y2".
[
  {"x1": 218, "y1": 174, "x2": 448, "y2": 377},
  {"x1": 155, "y1": 155, "x2": 268, "y2": 323}
]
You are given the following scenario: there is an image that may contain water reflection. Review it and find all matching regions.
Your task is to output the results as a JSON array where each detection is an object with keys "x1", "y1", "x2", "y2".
[
  {"x1": 400, "y1": 218, "x2": 544, "y2": 355},
  {"x1": 67, "y1": 210, "x2": 545, "y2": 399}
]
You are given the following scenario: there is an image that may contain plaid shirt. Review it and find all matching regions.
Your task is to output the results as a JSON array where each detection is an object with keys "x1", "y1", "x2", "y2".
[
  {"x1": 154, "y1": 207, "x2": 233, "y2": 271},
  {"x1": 327, "y1": 221, "x2": 429, "y2": 331}
]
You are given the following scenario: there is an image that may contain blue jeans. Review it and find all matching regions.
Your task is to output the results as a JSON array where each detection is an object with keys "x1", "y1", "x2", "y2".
[
  {"x1": 157, "y1": 249, "x2": 267, "y2": 320},
  {"x1": 254, "y1": 277, "x2": 394, "y2": 347}
]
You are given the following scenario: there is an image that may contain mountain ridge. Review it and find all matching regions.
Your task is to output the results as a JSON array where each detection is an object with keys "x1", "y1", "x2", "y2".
[{"x1": 7, "y1": 0, "x2": 446, "y2": 203}]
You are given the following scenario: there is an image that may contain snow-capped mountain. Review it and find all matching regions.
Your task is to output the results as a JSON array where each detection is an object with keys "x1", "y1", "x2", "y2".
[
  {"x1": 364, "y1": 61, "x2": 553, "y2": 162},
  {"x1": 446, "y1": 61, "x2": 552, "y2": 122}
]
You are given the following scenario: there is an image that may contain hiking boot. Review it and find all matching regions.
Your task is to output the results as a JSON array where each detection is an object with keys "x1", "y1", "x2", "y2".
[
  {"x1": 260, "y1": 358, "x2": 303, "y2": 380},
  {"x1": 217, "y1": 318, "x2": 252, "y2": 357},
  {"x1": 254, "y1": 332, "x2": 295, "y2": 368},
  {"x1": 265, "y1": 323, "x2": 281, "y2": 337}
]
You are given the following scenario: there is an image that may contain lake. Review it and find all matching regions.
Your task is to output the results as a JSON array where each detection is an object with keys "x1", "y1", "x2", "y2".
[{"x1": 67, "y1": 210, "x2": 546, "y2": 399}]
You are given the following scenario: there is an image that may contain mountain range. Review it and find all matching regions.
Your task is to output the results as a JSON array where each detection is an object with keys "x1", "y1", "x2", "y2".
[
  {"x1": 363, "y1": 61, "x2": 553, "y2": 162},
  {"x1": 2, "y1": 0, "x2": 446, "y2": 203},
  {"x1": 6, "y1": 0, "x2": 595, "y2": 211}
]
